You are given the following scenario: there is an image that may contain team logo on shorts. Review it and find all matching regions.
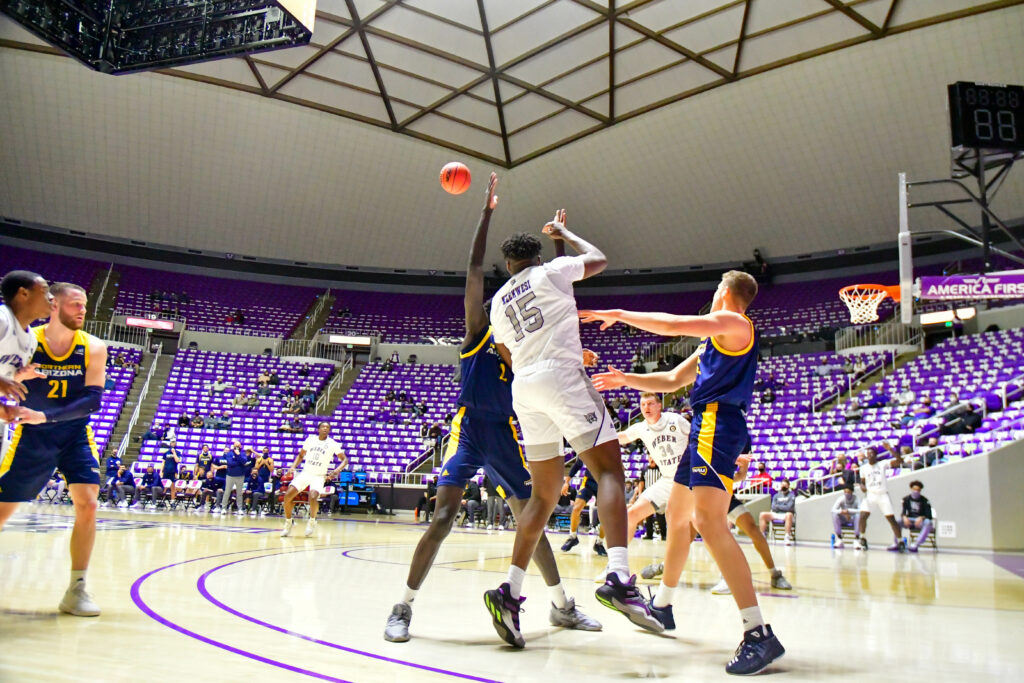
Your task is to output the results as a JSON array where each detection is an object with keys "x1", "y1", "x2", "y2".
[
  {"x1": 692, "y1": 466, "x2": 708, "y2": 476},
  {"x1": 584, "y1": 412, "x2": 597, "y2": 424}
]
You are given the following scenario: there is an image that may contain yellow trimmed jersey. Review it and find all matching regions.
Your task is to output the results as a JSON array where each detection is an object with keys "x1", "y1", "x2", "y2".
[
  {"x1": 22, "y1": 326, "x2": 95, "y2": 430},
  {"x1": 689, "y1": 316, "x2": 758, "y2": 411},
  {"x1": 457, "y1": 325, "x2": 513, "y2": 419}
]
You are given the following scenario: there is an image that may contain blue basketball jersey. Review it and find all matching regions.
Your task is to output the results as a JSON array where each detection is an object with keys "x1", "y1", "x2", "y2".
[
  {"x1": 457, "y1": 326, "x2": 514, "y2": 418},
  {"x1": 689, "y1": 316, "x2": 758, "y2": 411},
  {"x1": 22, "y1": 326, "x2": 94, "y2": 431}
]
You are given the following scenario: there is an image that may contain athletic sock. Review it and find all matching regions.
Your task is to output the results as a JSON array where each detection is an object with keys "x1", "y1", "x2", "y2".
[
  {"x1": 402, "y1": 586, "x2": 418, "y2": 606},
  {"x1": 568, "y1": 532, "x2": 577, "y2": 540},
  {"x1": 653, "y1": 581, "x2": 675, "y2": 608},
  {"x1": 607, "y1": 546, "x2": 629, "y2": 581},
  {"x1": 547, "y1": 582, "x2": 568, "y2": 609},
  {"x1": 770, "y1": 568, "x2": 781, "y2": 578},
  {"x1": 507, "y1": 565, "x2": 526, "y2": 600},
  {"x1": 69, "y1": 570, "x2": 86, "y2": 588},
  {"x1": 739, "y1": 606, "x2": 766, "y2": 633}
]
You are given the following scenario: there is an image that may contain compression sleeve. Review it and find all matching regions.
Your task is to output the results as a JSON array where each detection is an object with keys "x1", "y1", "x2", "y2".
[
  {"x1": 42, "y1": 385, "x2": 103, "y2": 423},
  {"x1": 568, "y1": 459, "x2": 584, "y2": 478}
]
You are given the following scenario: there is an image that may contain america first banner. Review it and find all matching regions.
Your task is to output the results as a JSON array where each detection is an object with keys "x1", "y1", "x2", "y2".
[{"x1": 919, "y1": 273, "x2": 1024, "y2": 300}]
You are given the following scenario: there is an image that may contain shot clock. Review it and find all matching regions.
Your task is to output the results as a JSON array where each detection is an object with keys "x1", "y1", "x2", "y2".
[{"x1": 948, "y1": 82, "x2": 1024, "y2": 151}]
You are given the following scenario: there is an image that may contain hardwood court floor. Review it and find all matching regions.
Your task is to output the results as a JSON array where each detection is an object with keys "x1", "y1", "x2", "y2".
[{"x1": 2, "y1": 504, "x2": 1023, "y2": 682}]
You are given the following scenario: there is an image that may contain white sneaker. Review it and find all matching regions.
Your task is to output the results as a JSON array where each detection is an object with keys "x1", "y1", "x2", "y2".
[
  {"x1": 59, "y1": 581, "x2": 100, "y2": 617},
  {"x1": 280, "y1": 519, "x2": 295, "y2": 537},
  {"x1": 785, "y1": 535, "x2": 794, "y2": 546},
  {"x1": 486, "y1": 524, "x2": 494, "y2": 530},
  {"x1": 834, "y1": 539, "x2": 845, "y2": 549},
  {"x1": 710, "y1": 577, "x2": 731, "y2": 595},
  {"x1": 304, "y1": 519, "x2": 317, "y2": 537}
]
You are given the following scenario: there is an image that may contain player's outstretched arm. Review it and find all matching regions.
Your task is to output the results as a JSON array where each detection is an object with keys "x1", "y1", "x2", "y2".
[
  {"x1": 464, "y1": 172, "x2": 498, "y2": 340},
  {"x1": 592, "y1": 351, "x2": 699, "y2": 394},
  {"x1": 580, "y1": 308, "x2": 749, "y2": 340},
  {"x1": 333, "y1": 452, "x2": 349, "y2": 475},
  {"x1": 542, "y1": 210, "x2": 607, "y2": 279}
]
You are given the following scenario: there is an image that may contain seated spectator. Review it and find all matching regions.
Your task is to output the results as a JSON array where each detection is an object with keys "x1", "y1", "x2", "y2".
[
  {"x1": 825, "y1": 453, "x2": 858, "y2": 492},
  {"x1": 177, "y1": 411, "x2": 190, "y2": 428},
  {"x1": 843, "y1": 400, "x2": 864, "y2": 423},
  {"x1": 132, "y1": 466, "x2": 165, "y2": 508},
  {"x1": 300, "y1": 384, "x2": 315, "y2": 399},
  {"x1": 268, "y1": 372, "x2": 280, "y2": 386},
  {"x1": 414, "y1": 476, "x2": 438, "y2": 523},
  {"x1": 232, "y1": 392, "x2": 248, "y2": 408},
  {"x1": 113, "y1": 354, "x2": 126, "y2": 367},
  {"x1": 461, "y1": 479, "x2": 483, "y2": 527},
  {"x1": 212, "y1": 412, "x2": 232, "y2": 429},
  {"x1": 900, "y1": 480, "x2": 934, "y2": 552},
  {"x1": 282, "y1": 397, "x2": 302, "y2": 415},
  {"x1": 919, "y1": 437, "x2": 946, "y2": 467},
  {"x1": 190, "y1": 412, "x2": 205, "y2": 428},
  {"x1": 256, "y1": 383, "x2": 272, "y2": 396},
  {"x1": 390, "y1": 351, "x2": 400, "y2": 364},
  {"x1": 245, "y1": 394, "x2": 260, "y2": 411},
  {"x1": 278, "y1": 417, "x2": 303, "y2": 433},
  {"x1": 386, "y1": 389, "x2": 397, "y2": 402},
  {"x1": 171, "y1": 465, "x2": 193, "y2": 501},
  {"x1": 298, "y1": 363, "x2": 311, "y2": 377},
  {"x1": 140, "y1": 422, "x2": 166, "y2": 442},
  {"x1": 896, "y1": 383, "x2": 916, "y2": 406},
  {"x1": 759, "y1": 479, "x2": 796, "y2": 545},
  {"x1": 381, "y1": 358, "x2": 394, "y2": 372},
  {"x1": 242, "y1": 470, "x2": 267, "y2": 514},
  {"x1": 483, "y1": 475, "x2": 507, "y2": 530},
  {"x1": 206, "y1": 377, "x2": 235, "y2": 395},
  {"x1": 39, "y1": 470, "x2": 67, "y2": 504},
  {"x1": 257, "y1": 370, "x2": 271, "y2": 386},
  {"x1": 110, "y1": 465, "x2": 135, "y2": 506},
  {"x1": 104, "y1": 376, "x2": 117, "y2": 391},
  {"x1": 853, "y1": 358, "x2": 867, "y2": 376},
  {"x1": 746, "y1": 462, "x2": 773, "y2": 492},
  {"x1": 759, "y1": 386, "x2": 776, "y2": 404},
  {"x1": 830, "y1": 483, "x2": 861, "y2": 548}
]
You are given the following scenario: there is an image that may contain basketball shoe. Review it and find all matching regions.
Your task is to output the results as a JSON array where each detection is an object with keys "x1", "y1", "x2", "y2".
[{"x1": 483, "y1": 583, "x2": 525, "y2": 648}]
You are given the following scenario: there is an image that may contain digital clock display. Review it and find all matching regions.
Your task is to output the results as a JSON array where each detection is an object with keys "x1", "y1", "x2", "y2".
[{"x1": 948, "y1": 82, "x2": 1024, "y2": 151}]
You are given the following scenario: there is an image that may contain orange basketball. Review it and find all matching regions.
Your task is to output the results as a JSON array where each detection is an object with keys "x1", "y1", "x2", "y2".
[{"x1": 439, "y1": 162, "x2": 471, "y2": 195}]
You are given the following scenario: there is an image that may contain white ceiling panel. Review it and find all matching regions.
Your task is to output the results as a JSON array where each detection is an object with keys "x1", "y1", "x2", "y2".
[
  {"x1": 613, "y1": 39, "x2": 683, "y2": 84},
  {"x1": 503, "y1": 24, "x2": 608, "y2": 83},
  {"x1": 891, "y1": 0, "x2": 996, "y2": 27},
  {"x1": 628, "y1": 0, "x2": 737, "y2": 33},
  {"x1": 469, "y1": 81, "x2": 497, "y2": 102},
  {"x1": 305, "y1": 51, "x2": 379, "y2": 91},
  {"x1": 171, "y1": 58, "x2": 259, "y2": 88},
  {"x1": 252, "y1": 44, "x2": 322, "y2": 69},
  {"x1": 489, "y1": 2, "x2": 602, "y2": 65},
  {"x1": 543, "y1": 60, "x2": 610, "y2": 104},
  {"x1": 702, "y1": 44, "x2": 739, "y2": 74},
  {"x1": 437, "y1": 96, "x2": 501, "y2": 133},
  {"x1": 509, "y1": 108, "x2": 600, "y2": 161},
  {"x1": 617, "y1": 59, "x2": 720, "y2": 113},
  {"x1": 663, "y1": 3, "x2": 746, "y2": 55},
  {"x1": 316, "y1": 0, "x2": 351, "y2": 20},
  {"x1": 740, "y1": 10, "x2": 873, "y2": 73},
  {"x1": 252, "y1": 62, "x2": 293, "y2": 88},
  {"x1": 363, "y1": 35, "x2": 483, "y2": 89},
  {"x1": 613, "y1": 23, "x2": 647, "y2": 50},
  {"x1": 404, "y1": 0, "x2": 483, "y2": 31},
  {"x1": 851, "y1": 0, "x2": 898, "y2": 28},
  {"x1": 278, "y1": 74, "x2": 389, "y2": 122},
  {"x1": 746, "y1": 0, "x2": 830, "y2": 34},
  {"x1": 482, "y1": 0, "x2": 552, "y2": 30},
  {"x1": 371, "y1": 6, "x2": 488, "y2": 66},
  {"x1": 503, "y1": 93, "x2": 566, "y2": 133},
  {"x1": 310, "y1": 16, "x2": 348, "y2": 47},
  {"x1": 377, "y1": 67, "x2": 453, "y2": 108},
  {"x1": 406, "y1": 114, "x2": 505, "y2": 161}
]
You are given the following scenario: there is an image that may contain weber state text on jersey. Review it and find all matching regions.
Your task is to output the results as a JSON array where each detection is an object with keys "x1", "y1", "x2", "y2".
[{"x1": 458, "y1": 325, "x2": 513, "y2": 418}]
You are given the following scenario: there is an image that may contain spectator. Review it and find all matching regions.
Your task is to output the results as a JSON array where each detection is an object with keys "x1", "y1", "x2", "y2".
[
  {"x1": 256, "y1": 383, "x2": 273, "y2": 396},
  {"x1": 853, "y1": 358, "x2": 867, "y2": 376},
  {"x1": 747, "y1": 462, "x2": 773, "y2": 492},
  {"x1": 140, "y1": 421, "x2": 165, "y2": 442},
  {"x1": 413, "y1": 401, "x2": 428, "y2": 418},
  {"x1": 257, "y1": 370, "x2": 271, "y2": 386},
  {"x1": 206, "y1": 377, "x2": 235, "y2": 395},
  {"x1": 283, "y1": 397, "x2": 303, "y2": 415},
  {"x1": 759, "y1": 386, "x2": 776, "y2": 404},
  {"x1": 895, "y1": 396, "x2": 936, "y2": 427},
  {"x1": 245, "y1": 394, "x2": 260, "y2": 411},
  {"x1": 461, "y1": 479, "x2": 483, "y2": 527},
  {"x1": 298, "y1": 363, "x2": 311, "y2": 377},
  {"x1": 240, "y1": 469, "x2": 266, "y2": 514},
  {"x1": 843, "y1": 400, "x2": 864, "y2": 424},
  {"x1": 278, "y1": 417, "x2": 303, "y2": 433},
  {"x1": 830, "y1": 483, "x2": 861, "y2": 548},
  {"x1": 196, "y1": 444, "x2": 214, "y2": 473},
  {"x1": 826, "y1": 453, "x2": 857, "y2": 492},
  {"x1": 213, "y1": 412, "x2": 232, "y2": 429},
  {"x1": 219, "y1": 443, "x2": 248, "y2": 513},
  {"x1": 390, "y1": 351, "x2": 400, "y2": 364},
  {"x1": 299, "y1": 384, "x2": 315, "y2": 399},
  {"x1": 759, "y1": 479, "x2": 796, "y2": 545},
  {"x1": 896, "y1": 383, "x2": 916, "y2": 406},
  {"x1": 900, "y1": 480, "x2": 934, "y2": 552},
  {"x1": 414, "y1": 476, "x2": 437, "y2": 523},
  {"x1": 190, "y1": 411, "x2": 205, "y2": 428},
  {"x1": 382, "y1": 358, "x2": 394, "y2": 372},
  {"x1": 483, "y1": 475, "x2": 507, "y2": 530},
  {"x1": 386, "y1": 389, "x2": 397, "y2": 402},
  {"x1": 268, "y1": 371, "x2": 280, "y2": 386},
  {"x1": 232, "y1": 392, "x2": 248, "y2": 408},
  {"x1": 177, "y1": 411, "x2": 190, "y2": 428},
  {"x1": 110, "y1": 465, "x2": 135, "y2": 507},
  {"x1": 256, "y1": 447, "x2": 274, "y2": 483},
  {"x1": 39, "y1": 471, "x2": 66, "y2": 504},
  {"x1": 198, "y1": 471, "x2": 220, "y2": 509},
  {"x1": 919, "y1": 437, "x2": 946, "y2": 468},
  {"x1": 161, "y1": 440, "x2": 182, "y2": 482},
  {"x1": 103, "y1": 453, "x2": 122, "y2": 503},
  {"x1": 132, "y1": 465, "x2": 164, "y2": 508},
  {"x1": 243, "y1": 446, "x2": 257, "y2": 478},
  {"x1": 427, "y1": 422, "x2": 443, "y2": 459}
]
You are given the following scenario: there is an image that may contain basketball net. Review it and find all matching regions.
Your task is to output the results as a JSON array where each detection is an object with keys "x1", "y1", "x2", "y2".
[{"x1": 839, "y1": 284, "x2": 901, "y2": 324}]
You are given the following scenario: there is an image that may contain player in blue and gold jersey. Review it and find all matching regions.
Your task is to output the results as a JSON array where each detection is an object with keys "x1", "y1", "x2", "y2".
[
  {"x1": 384, "y1": 173, "x2": 599, "y2": 645},
  {"x1": 0, "y1": 282, "x2": 107, "y2": 617},
  {"x1": 583, "y1": 270, "x2": 785, "y2": 676}
]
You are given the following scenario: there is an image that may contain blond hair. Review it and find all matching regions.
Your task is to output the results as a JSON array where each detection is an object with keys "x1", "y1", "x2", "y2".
[{"x1": 721, "y1": 270, "x2": 758, "y2": 310}]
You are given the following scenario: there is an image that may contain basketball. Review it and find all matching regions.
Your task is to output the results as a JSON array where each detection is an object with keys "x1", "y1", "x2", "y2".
[{"x1": 439, "y1": 162, "x2": 471, "y2": 195}]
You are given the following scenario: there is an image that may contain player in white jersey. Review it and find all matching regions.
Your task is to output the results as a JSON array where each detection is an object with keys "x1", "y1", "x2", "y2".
[
  {"x1": 0, "y1": 271, "x2": 52, "y2": 413},
  {"x1": 281, "y1": 421, "x2": 347, "y2": 538},
  {"x1": 617, "y1": 393, "x2": 689, "y2": 535},
  {"x1": 484, "y1": 210, "x2": 663, "y2": 644},
  {"x1": 857, "y1": 442, "x2": 905, "y2": 551}
]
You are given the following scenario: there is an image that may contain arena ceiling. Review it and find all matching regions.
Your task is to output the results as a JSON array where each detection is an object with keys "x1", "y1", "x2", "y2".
[{"x1": 1, "y1": 1, "x2": 1024, "y2": 272}]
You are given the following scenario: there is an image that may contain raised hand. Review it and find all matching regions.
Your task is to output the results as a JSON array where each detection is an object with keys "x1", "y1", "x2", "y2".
[
  {"x1": 0, "y1": 375, "x2": 28, "y2": 402},
  {"x1": 578, "y1": 309, "x2": 619, "y2": 331},
  {"x1": 13, "y1": 363, "x2": 45, "y2": 382},
  {"x1": 591, "y1": 365, "x2": 627, "y2": 392},
  {"x1": 542, "y1": 208, "x2": 566, "y2": 240},
  {"x1": 484, "y1": 172, "x2": 498, "y2": 211}
]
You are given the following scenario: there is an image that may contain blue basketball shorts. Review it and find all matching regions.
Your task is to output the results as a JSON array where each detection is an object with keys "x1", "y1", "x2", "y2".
[
  {"x1": 437, "y1": 408, "x2": 532, "y2": 500},
  {"x1": 0, "y1": 424, "x2": 102, "y2": 502},
  {"x1": 674, "y1": 402, "x2": 750, "y2": 491}
]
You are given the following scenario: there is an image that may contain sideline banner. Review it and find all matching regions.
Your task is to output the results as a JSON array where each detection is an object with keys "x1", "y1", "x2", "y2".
[{"x1": 918, "y1": 273, "x2": 1024, "y2": 300}]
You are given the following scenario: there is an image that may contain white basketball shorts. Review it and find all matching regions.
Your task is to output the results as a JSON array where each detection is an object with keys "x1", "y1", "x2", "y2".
[
  {"x1": 290, "y1": 470, "x2": 327, "y2": 495},
  {"x1": 639, "y1": 476, "x2": 673, "y2": 514}
]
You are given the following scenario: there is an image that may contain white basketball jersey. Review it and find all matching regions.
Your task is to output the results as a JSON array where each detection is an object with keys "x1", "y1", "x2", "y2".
[
  {"x1": 622, "y1": 412, "x2": 690, "y2": 479},
  {"x1": 300, "y1": 435, "x2": 342, "y2": 476},
  {"x1": 490, "y1": 256, "x2": 585, "y2": 371},
  {"x1": 860, "y1": 460, "x2": 892, "y2": 493},
  {"x1": 0, "y1": 305, "x2": 35, "y2": 380}
]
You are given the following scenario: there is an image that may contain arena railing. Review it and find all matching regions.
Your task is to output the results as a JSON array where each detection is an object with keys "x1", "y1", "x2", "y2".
[
  {"x1": 315, "y1": 355, "x2": 354, "y2": 415},
  {"x1": 810, "y1": 356, "x2": 891, "y2": 412},
  {"x1": 91, "y1": 263, "x2": 113, "y2": 317},
  {"x1": 83, "y1": 319, "x2": 151, "y2": 347},
  {"x1": 293, "y1": 289, "x2": 331, "y2": 340},
  {"x1": 835, "y1": 321, "x2": 923, "y2": 354},
  {"x1": 115, "y1": 345, "x2": 162, "y2": 460},
  {"x1": 1000, "y1": 372, "x2": 1024, "y2": 409},
  {"x1": 404, "y1": 433, "x2": 450, "y2": 475}
]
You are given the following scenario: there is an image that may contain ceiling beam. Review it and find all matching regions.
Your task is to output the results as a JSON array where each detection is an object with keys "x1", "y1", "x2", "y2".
[
  {"x1": 477, "y1": 0, "x2": 512, "y2": 167},
  {"x1": 346, "y1": 0, "x2": 397, "y2": 130},
  {"x1": 822, "y1": 0, "x2": 882, "y2": 37},
  {"x1": 608, "y1": 0, "x2": 615, "y2": 123},
  {"x1": 882, "y1": 0, "x2": 902, "y2": 33},
  {"x1": 733, "y1": 0, "x2": 751, "y2": 75},
  {"x1": 498, "y1": 72, "x2": 609, "y2": 124},
  {"x1": 244, "y1": 56, "x2": 268, "y2": 94}
]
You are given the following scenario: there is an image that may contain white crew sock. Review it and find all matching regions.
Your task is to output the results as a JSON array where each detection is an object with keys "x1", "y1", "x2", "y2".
[
  {"x1": 606, "y1": 546, "x2": 629, "y2": 581},
  {"x1": 653, "y1": 581, "x2": 675, "y2": 608},
  {"x1": 568, "y1": 531, "x2": 577, "y2": 540},
  {"x1": 507, "y1": 565, "x2": 526, "y2": 599},
  {"x1": 740, "y1": 606, "x2": 766, "y2": 633},
  {"x1": 547, "y1": 582, "x2": 568, "y2": 609},
  {"x1": 70, "y1": 570, "x2": 86, "y2": 588},
  {"x1": 402, "y1": 586, "x2": 418, "y2": 606}
]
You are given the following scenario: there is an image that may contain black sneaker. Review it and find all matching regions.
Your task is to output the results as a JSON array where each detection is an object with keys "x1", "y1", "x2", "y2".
[
  {"x1": 726, "y1": 624, "x2": 785, "y2": 676},
  {"x1": 483, "y1": 583, "x2": 526, "y2": 648},
  {"x1": 593, "y1": 541, "x2": 607, "y2": 557},
  {"x1": 595, "y1": 573, "x2": 664, "y2": 633},
  {"x1": 560, "y1": 536, "x2": 580, "y2": 552},
  {"x1": 649, "y1": 602, "x2": 675, "y2": 630}
]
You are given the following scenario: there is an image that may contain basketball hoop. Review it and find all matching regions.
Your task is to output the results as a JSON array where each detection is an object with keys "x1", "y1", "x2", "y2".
[{"x1": 839, "y1": 284, "x2": 902, "y2": 324}]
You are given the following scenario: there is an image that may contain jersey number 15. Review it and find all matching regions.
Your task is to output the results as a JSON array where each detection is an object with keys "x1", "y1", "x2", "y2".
[{"x1": 504, "y1": 292, "x2": 544, "y2": 342}]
